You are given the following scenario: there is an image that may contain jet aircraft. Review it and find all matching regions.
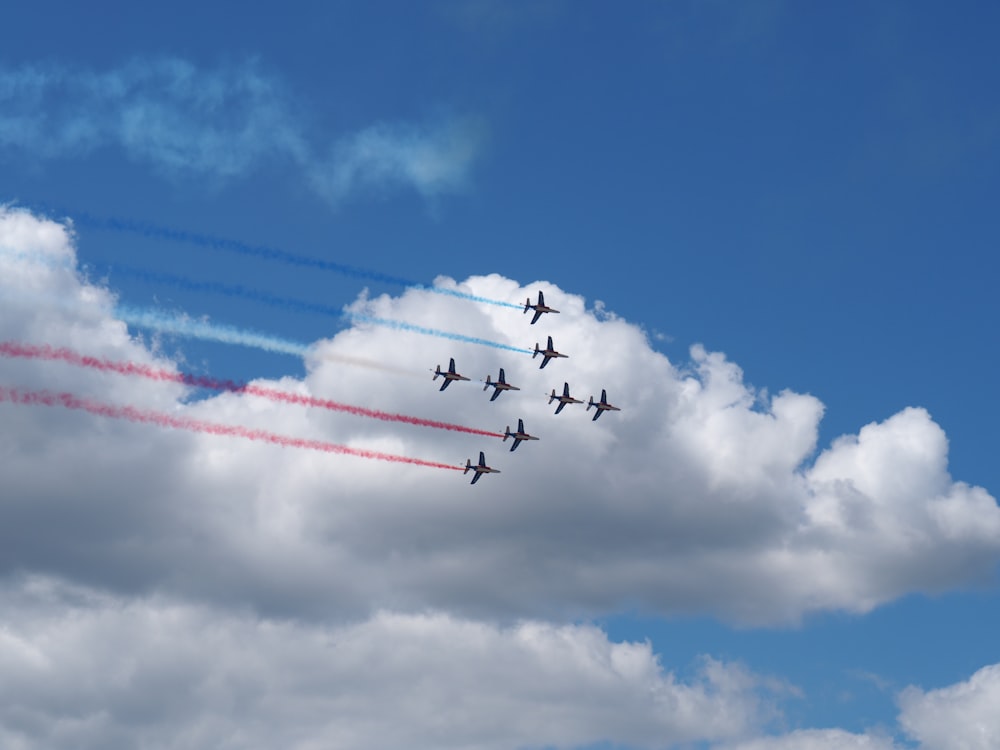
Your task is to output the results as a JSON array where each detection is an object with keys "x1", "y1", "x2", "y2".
[
  {"x1": 532, "y1": 336, "x2": 568, "y2": 369},
  {"x1": 587, "y1": 389, "x2": 621, "y2": 421},
  {"x1": 483, "y1": 368, "x2": 521, "y2": 401},
  {"x1": 549, "y1": 382, "x2": 583, "y2": 414},
  {"x1": 524, "y1": 291, "x2": 560, "y2": 324},
  {"x1": 503, "y1": 418, "x2": 539, "y2": 451},
  {"x1": 433, "y1": 358, "x2": 470, "y2": 391},
  {"x1": 464, "y1": 451, "x2": 500, "y2": 484}
]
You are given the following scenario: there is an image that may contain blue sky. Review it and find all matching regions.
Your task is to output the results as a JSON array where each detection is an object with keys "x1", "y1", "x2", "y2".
[{"x1": 2, "y1": 2, "x2": 999, "y2": 748}]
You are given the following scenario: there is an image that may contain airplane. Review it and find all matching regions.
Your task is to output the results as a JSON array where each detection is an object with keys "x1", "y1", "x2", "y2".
[
  {"x1": 483, "y1": 368, "x2": 521, "y2": 402},
  {"x1": 532, "y1": 335, "x2": 568, "y2": 369},
  {"x1": 464, "y1": 451, "x2": 500, "y2": 484},
  {"x1": 549, "y1": 382, "x2": 583, "y2": 414},
  {"x1": 503, "y1": 418, "x2": 539, "y2": 452},
  {"x1": 524, "y1": 290, "x2": 560, "y2": 324},
  {"x1": 433, "y1": 358, "x2": 471, "y2": 391},
  {"x1": 587, "y1": 389, "x2": 621, "y2": 421}
]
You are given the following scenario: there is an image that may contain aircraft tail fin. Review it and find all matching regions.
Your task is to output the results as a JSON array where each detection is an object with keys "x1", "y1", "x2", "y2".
[
  {"x1": 464, "y1": 459, "x2": 472, "y2": 474},
  {"x1": 524, "y1": 298, "x2": 531, "y2": 313},
  {"x1": 433, "y1": 365, "x2": 442, "y2": 380},
  {"x1": 483, "y1": 375, "x2": 492, "y2": 391},
  {"x1": 503, "y1": 427, "x2": 510, "y2": 441},
  {"x1": 549, "y1": 389, "x2": 557, "y2": 403}
]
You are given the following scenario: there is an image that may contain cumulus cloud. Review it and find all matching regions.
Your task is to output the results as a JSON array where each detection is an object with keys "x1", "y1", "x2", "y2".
[
  {"x1": 0, "y1": 59, "x2": 482, "y2": 203},
  {"x1": 720, "y1": 662, "x2": 1000, "y2": 750},
  {"x1": 4, "y1": 205, "x2": 1000, "y2": 748},
  {"x1": 2, "y1": 205, "x2": 999, "y2": 627},
  {"x1": 721, "y1": 729, "x2": 901, "y2": 749},
  {"x1": 0, "y1": 576, "x2": 777, "y2": 750},
  {"x1": 898, "y1": 663, "x2": 1000, "y2": 750}
]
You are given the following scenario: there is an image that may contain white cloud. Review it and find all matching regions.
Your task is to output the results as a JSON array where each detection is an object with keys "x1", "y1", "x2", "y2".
[
  {"x1": 898, "y1": 663, "x2": 1000, "y2": 750},
  {"x1": 0, "y1": 576, "x2": 774, "y2": 750},
  {"x1": 2, "y1": 206, "x2": 999, "y2": 627},
  {"x1": 0, "y1": 59, "x2": 482, "y2": 204},
  {"x1": 312, "y1": 116, "x2": 487, "y2": 202},
  {"x1": 718, "y1": 662, "x2": 1000, "y2": 750},
  {"x1": 3, "y1": 205, "x2": 1000, "y2": 749},
  {"x1": 720, "y1": 728, "x2": 901, "y2": 749}
]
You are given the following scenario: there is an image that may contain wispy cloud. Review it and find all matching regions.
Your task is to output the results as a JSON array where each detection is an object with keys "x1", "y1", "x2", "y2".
[
  {"x1": 0, "y1": 59, "x2": 484, "y2": 204},
  {"x1": 313, "y1": 116, "x2": 487, "y2": 202}
]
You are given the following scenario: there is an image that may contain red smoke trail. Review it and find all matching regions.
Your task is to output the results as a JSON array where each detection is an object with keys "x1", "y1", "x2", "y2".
[
  {"x1": 0, "y1": 342, "x2": 505, "y2": 439},
  {"x1": 0, "y1": 384, "x2": 465, "y2": 471}
]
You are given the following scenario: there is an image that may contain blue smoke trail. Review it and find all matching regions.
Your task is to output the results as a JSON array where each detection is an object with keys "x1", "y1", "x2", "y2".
[
  {"x1": 345, "y1": 312, "x2": 534, "y2": 355},
  {"x1": 115, "y1": 305, "x2": 311, "y2": 357},
  {"x1": 0, "y1": 245, "x2": 74, "y2": 271},
  {"x1": 3, "y1": 247, "x2": 417, "y2": 375},
  {"x1": 114, "y1": 305, "x2": 420, "y2": 375},
  {"x1": 101, "y1": 264, "x2": 533, "y2": 355},
  {"x1": 69, "y1": 211, "x2": 522, "y2": 309},
  {"x1": 98, "y1": 264, "x2": 344, "y2": 318}
]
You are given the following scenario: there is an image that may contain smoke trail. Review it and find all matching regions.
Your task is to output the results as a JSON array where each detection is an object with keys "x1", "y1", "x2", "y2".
[
  {"x1": 99, "y1": 265, "x2": 531, "y2": 355},
  {"x1": 0, "y1": 275, "x2": 419, "y2": 377},
  {"x1": 0, "y1": 341, "x2": 505, "y2": 438},
  {"x1": 113, "y1": 305, "x2": 419, "y2": 377},
  {"x1": 69, "y1": 211, "x2": 522, "y2": 309},
  {"x1": 100, "y1": 264, "x2": 344, "y2": 317},
  {"x1": 345, "y1": 312, "x2": 534, "y2": 355},
  {"x1": 0, "y1": 384, "x2": 465, "y2": 471},
  {"x1": 0, "y1": 245, "x2": 74, "y2": 270}
]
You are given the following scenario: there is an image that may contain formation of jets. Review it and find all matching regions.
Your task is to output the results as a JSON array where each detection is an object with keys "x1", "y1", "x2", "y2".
[{"x1": 436, "y1": 290, "x2": 619, "y2": 484}]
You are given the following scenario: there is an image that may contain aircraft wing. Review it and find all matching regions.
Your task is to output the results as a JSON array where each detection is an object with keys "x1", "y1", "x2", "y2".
[
  {"x1": 540, "y1": 355, "x2": 552, "y2": 369},
  {"x1": 439, "y1": 379, "x2": 451, "y2": 391},
  {"x1": 471, "y1": 471, "x2": 481, "y2": 484},
  {"x1": 530, "y1": 309, "x2": 542, "y2": 324},
  {"x1": 509, "y1": 438, "x2": 522, "y2": 452},
  {"x1": 554, "y1": 401, "x2": 566, "y2": 414},
  {"x1": 591, "y1": 409, "x2": 602, "y2": 421},
  {"x1": 490, "y1": 389, "x2": 501, "y2": 402}
]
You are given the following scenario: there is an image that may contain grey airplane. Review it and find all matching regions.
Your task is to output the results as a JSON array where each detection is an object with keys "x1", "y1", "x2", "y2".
[
  {"x1": 587, "y1": 389, "x2": 621, "y2": 421},
  {"x1": 433, "y1": 358, "x2": 471, "y2": 391},
  {"x1": 483, "y1": 368, "x2": 520, "y2": 401},
  {"x1": 549, "y1": 382, "x2": 583, "y2": 414},
  {"x1": 532, "y1": 335, "x2": 568, "y2": 369},
  {"x1": 464, "y1": 451, "x2": 500, "y2": 484},
  {"x1": 503, "y1": 418, "x2": 539, "y2": 451},
  {"x1": 524, "y1": 290, "x2": 560, "y2": 324}
]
